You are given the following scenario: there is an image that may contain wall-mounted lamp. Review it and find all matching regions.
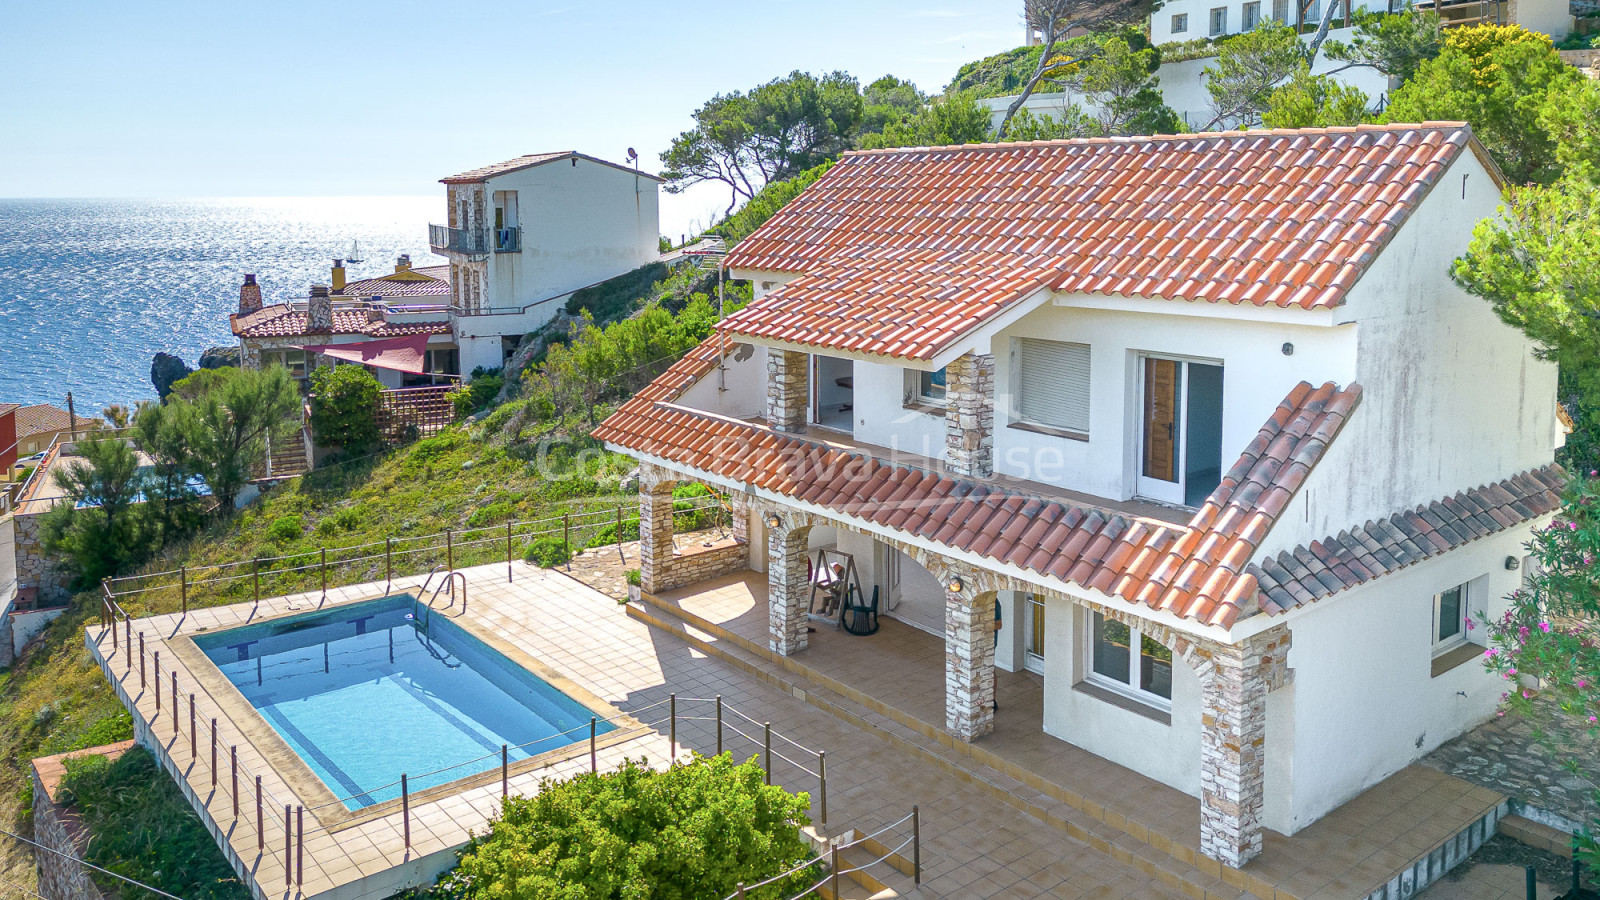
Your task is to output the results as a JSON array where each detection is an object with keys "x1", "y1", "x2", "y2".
[
  {"x1": 947, "y1": 577, "x2": 965, "y2": 593},
  {"x1": 1281, "y1": 342, "x2": 1295, "y2": 356},
  {"x1": 766, "y1": 514, "x2": 782, "y2": 529},
  {"x1": 1505, "y1": 555, "x2": 1521, "y2": 571}
]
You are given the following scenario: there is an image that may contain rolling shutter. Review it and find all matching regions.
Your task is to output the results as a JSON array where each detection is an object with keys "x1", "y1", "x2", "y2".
[{"x1": 1017, "y1": 339, "x2": 1091, "y2": 435}]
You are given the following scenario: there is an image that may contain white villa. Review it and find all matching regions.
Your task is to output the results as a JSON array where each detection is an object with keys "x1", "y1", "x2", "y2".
[
  {"x1": 595, "y1": 124, "x2": 1565, "y2": 869},
  {"x1": 233, "y1": 152, "x2": 662, "y2": 384}
]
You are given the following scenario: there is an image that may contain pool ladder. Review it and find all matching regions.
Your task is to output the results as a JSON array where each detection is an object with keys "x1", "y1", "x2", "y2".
[{"x1": 418, "y1": 566, "x2": 468, "y2": 616}]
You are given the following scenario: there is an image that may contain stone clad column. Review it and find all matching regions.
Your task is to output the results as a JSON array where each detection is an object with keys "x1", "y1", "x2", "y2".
[
  {"x1": 1198, "y1": 629, "x2": 1285, "y2": 868},
  {"x1": 945, "y1": 353, "x2": 995, "y2": 478},
  {"x1": 945, "y1": 577, "x2": 996, "y2": 741},
  {"x1": 637, "y1": 479, "x2": 676, "y2": 595},
  {"x1": 768, "y1": 519, "x2": 810, "y2": 656},
  {"x1": 766, "y1": 350, "x2": 809, "y2": 433}
]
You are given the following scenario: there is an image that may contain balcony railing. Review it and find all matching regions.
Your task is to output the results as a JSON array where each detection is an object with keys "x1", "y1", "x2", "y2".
[
  {"x1": 429, "y1": 223, "x2": 488, "y2": 256},
  {"x1": 494, "y1": 226, "x2": 521, "y2": 253}
]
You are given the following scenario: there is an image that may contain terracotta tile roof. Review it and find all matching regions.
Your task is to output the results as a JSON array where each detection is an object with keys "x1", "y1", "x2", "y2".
[
  {"x1": 720, "y1": 124, "x2": 1477, "y2": 361},
  {"x1": 441, "y1": 151, "x2": 665, "y2": 184},
  {"x1": 594, "y1": 340, "x2": 1362, "y2": 628},
  {"x1": 1251, "y1": 466, "x2": 1566, "y2": 614},
  {"x1": 231, "y1": 306, "x2": 450, "y2": 339},
  {"x1": 14, "y1": 404, "x2": 72, "y2": 439},
  {"x1": 0, "y1": 403, "x2": 18, "y2": 417},
  {"x1": 338, "y1": 264, "x2": 451, "y2": 299}
]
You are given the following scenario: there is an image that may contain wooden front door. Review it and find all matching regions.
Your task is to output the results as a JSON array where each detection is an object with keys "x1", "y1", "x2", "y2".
[{"x1": 1143, "y1": 357, "x2": 1179, "y2": 482}]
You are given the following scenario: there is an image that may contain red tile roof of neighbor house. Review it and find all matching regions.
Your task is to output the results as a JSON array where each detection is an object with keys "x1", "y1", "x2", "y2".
[
  {"x1": 338, "y1": 264, "x2": 451, "y2": 298},
  {"x1": 600, "y1": 340, "x2": 1374, "y2": 627},
  {"x1": 231, "y1": 308, "x2": 450, "y2": 340},
  {"x1": 720, "y1": 123, "x2": 1484, "y2": 361},
  {"x1": 441, "y1": 152, "x2": 666, "y2": 184},
  {"x1": 14, "y1": 404, "x2": 71, "y2": 439}
]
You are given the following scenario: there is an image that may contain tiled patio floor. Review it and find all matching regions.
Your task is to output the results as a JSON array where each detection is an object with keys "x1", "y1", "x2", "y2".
[
  {"x1": 89, "y1": 562, "x2": 1229, "y2": 900},
  {"x1": 648, "y1": 571, "x2": 1513, "y2": 900}
]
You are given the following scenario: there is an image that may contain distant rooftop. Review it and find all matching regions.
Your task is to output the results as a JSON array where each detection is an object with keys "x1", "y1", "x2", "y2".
[
  {"x1": 15, "y1": 404, "x2": 71, "y2": 438},
  {"x1": 441, "y1": 151, "x2": 664, "y2": 184}
]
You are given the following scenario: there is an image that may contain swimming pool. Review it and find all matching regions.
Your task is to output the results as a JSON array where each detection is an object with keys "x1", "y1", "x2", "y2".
[{"x1": 195, "y1": 595, "x2": 612, "y2": 809}]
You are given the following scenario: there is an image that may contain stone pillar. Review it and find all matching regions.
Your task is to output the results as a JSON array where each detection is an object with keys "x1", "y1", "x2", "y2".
[
  {"x1": 768, "y1": 520, "x2": 810, "y2": 656},
  {"x1": 731, "y1": 495, "x2": 750, "y2": 544},
  {"x1": 766, "y1": 350, "x2": 809, "y2": 433},
  {"x1": 638, "y1": 480, "x2": 676, "y2": 594},
  {"x1": 945, "y1": 581, "x2": 995, "y2": 741},
  {"x1": 306, "y1": 284, "x2": 333, "y2": 333},
  {"x1": 945, "y1": 353, "x2": 994, "y2": 478},
  {"x1": 1199, "y1": 633, "x2": 1275, "y2": 868}
]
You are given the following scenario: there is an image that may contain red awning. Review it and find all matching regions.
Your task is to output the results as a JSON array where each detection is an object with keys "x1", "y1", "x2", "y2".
[{"x1": 295, "y1": 334, "x2": 432, "y2": 374}]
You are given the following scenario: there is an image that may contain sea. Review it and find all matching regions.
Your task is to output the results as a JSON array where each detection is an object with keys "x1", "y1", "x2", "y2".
[{"x1": 0, "y1": 197, "x2": 439, "y2": 415}]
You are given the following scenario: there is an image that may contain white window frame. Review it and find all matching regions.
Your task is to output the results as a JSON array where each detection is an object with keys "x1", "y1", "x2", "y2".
[
  {"x1": 1084, "y1": 611, "x2": 1173, "y2": 712},
  {"x1": 1023, "y1": 595, "x2": 1046, "y2": 675},
  {"x1": 1210, "y1": 6, "x2": 1229, "y2": 35},
  {"x1": 1272, "y1": 0, "x2": 1289, "y2": 22},
  {"x1": 1011, "y1": 338, "x2": 1091, "y2": 439},
  {"x1": 1243, "y1": 1, "x2": 1262, "y2": 28},
  {"x1": 1171, "y1": 12, "x2": 1189, "y2": 32},
  {"x1": 1431, "y1": 581, "x2": 1470, "y2": 653},
  {"x1": 903, "y1": 366, "x2": 948, "y2": 407}
]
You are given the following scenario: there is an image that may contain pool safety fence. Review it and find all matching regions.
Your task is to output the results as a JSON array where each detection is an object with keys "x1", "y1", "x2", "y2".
[
  {"x1": 728, "y1": 807, "x2": 922, "y2": 900},
  {"x1": 99, "y1": 494, "x2": 725, "y2": 617},
  {"x1": 91, "y1": 615, "x2": 850, "y2": 890}
]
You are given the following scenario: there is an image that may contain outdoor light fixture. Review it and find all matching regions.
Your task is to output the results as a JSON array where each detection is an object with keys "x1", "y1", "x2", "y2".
[
  {"x1": 947, "y1": 577, "x2": 964, "y2": 593},
  {"x1": 766, "y1": 514, "x2": 782, "y2": 529},
  {"x1": 1281, "y1": 342, "x2": 1294, "y2": 356},
  {"x1": 1505, "y1": 555, "x2": 1521, "y2": 571}
]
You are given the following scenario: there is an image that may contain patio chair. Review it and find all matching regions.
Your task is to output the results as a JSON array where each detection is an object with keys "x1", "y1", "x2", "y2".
[{"x1": 841, "y1": 585, "x2": 880, "y2": 636}]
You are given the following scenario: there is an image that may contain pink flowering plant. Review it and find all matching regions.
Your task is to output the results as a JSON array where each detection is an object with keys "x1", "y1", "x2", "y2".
[{"x1": 1481, "y1": 475, "x2": 1600, "y2": 868}]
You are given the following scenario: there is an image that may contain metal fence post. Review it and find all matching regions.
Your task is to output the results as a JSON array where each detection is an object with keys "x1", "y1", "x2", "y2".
[
  {"x1": 735, "y1": 883, "x2": 746, "y2": 899},
  {"x1": 819, "y1": 751, "x2": 827, "y2": 827},
  {"x1": 155, "y1": 653, "x2": 161, "y2": 710},
  {"x1": 170, "y1": 673, "x2": 177, "y2": 734},
  {"x1": 180, "y1": 565, "x2": 188, "y2": 614},
  {"x1": 139, "y1": 634, "x2": 146, "y2": 690},
  {"x1": 615, "y1": 505, "x2": 625, "y2": 562},
  {"x1": 256, "y1": 776, "x2": 263, "y2": 850},
  {"x1": 590, "y1": 717, "x2": 598, "y2": 773},
  {"x1": 283, "y1": 804, "x2": 292, "y2": 887},
  {"x1": 763, "y1": 722, "x2": 771, "y2": 785},
  {"x1": 210, "y1": 718, "x2": 217, "y2": 789},
  {"x1": 506, "y1": 521, "x2": 513, "y2": 583},
  {"x1": 385, "y1": 538, "x2": 393, "y2": 596},
  {"x1": 913, "y1": 805, "x2": 921, "y2": 886},
  {"x1": 189, "y1": 695, "x2": 196, "y2": 758},
  {"x1": 296, "y1": 806, "x2": 304, "y2": 888},
  {"x1": 446, "y1": 528, "x2": 454, "y2": 571},
  {"x1": 563, "y1": 512, "x2": 571, "y2": 556},
  {"x1": 830, "y1": 844, "x2": 840, "y2": 899},
  {"x1": 320, "y1": 547, "x2": 328, "y2": 603},
  {"x1": 402, "y1": 774, "x2": 411, "y2": 850},
  {"x1": 231, "y1": 746, "x2": 238, "y2": 818},
  {"x1": 253, "y1": 558, "x2": 261, "y2": 607},
  {"x1": 1526, "y1": 865, "x2": 1537, "y2": 900},
  {"x1": 502, "y1": 744, "x2": 509, "y2": 798},
  {"x1": 716, "y1": 695, "x2": 724, "y2": 756},
  {"x1": 669, "y1": 694, "x2": 677, "y2": 763},
  {"x1": 124, "y1": 616, "x2": 132, "y2": 668}
]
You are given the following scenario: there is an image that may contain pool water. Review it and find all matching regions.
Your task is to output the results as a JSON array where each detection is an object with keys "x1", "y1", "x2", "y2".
[{"x1": 196, "y1": 595, "x2": 611, "y2": 809}]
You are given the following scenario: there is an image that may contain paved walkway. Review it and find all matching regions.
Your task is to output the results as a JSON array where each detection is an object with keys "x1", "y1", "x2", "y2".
[
  {"x1": 92, "y1": 562, "x2": 1210, "y2": 900},
  {"x1": 1423, "y1": 695, "x2": 1600, "y2": 831}
]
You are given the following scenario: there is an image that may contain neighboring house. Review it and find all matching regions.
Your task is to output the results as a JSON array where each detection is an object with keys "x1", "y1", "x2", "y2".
[
  {"x1": 234, "y1": 151, "x2": 663, "y2": 384},
  {"x1": 0, "y1": 404, "x2": 16, "y2": 480},
  {"x1": 993, "y1": 0, "x2": 1573, "y2": 131},
  {"x1": 596, "y1": 124, "x2": 1561, "y2": 868},
  {"x1": 14, "y1": 404, "x2": 75, "y2": 456}
]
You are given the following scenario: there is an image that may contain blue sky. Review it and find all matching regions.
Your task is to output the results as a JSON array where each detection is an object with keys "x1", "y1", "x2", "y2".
[{"x1": 0, "y1": 1, "x2": 1020, "y2": 235}]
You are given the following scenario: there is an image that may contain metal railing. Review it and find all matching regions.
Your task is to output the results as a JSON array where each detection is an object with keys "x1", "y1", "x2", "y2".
[
  {"x1": 101, "y1": 495, "x2": 726, "y2": 616},
  {"x1": 494, "y1": 226, "x2": 521, "y2": 253},
  {"x1": 725, "y1": 807, "x2": 922, "y2": 900},
  {"x1": 87, "y1": 613, "x2": 863, "y2": 896},
  {"x1": 429, "y1": 223, "x2": 488, "y2": 256}
]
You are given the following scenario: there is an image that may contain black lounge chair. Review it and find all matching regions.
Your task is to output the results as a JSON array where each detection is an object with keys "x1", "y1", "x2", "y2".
[{"x1": 841, "y1": 585, "x2": 880, "y2": 636}]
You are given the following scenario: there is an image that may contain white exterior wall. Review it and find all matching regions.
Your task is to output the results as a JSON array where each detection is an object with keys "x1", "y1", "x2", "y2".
[
  {"x1": 1270, "y1": 525, "x2": 1538, "y2": 831},
  {"x1": 852, "y1": 361, "x2": 947, "y2": 459},
  {"x1": 989, "y1": 301, "x2": 1355, "y2": 503},
  {"x1": 1042, "y1": 596, "x2": 1204, "y2": 795},
  {"x1": 1512, "y1": 0, "x2": 1573, "y2": 40},
  {"x1": 1258, "y1": 152, "x2": 1558, "y2": 560},
  {"x1": 483, "y1": 159, "x2": 659, "y2": 323},
  {"x1": 677, "y1": 342, "x2": 767, "y2": 419}
]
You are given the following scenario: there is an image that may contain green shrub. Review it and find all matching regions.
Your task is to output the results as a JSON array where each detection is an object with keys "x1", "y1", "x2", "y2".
[
  {"x1": 523, "y1": 536, "x2": 571, "y2": 568},
  {"x1": 452, "y1": 368, "x2": 505, "y2": 419},
  {"x1": 59, "y1": 747, "x2": 250, "y2": 900},
  {"x1": 309, "y1": 364, "x2": 383, "y2": 454},
  {"x1": 467, "y1": 501, "x2": 515, "y2": 528},
  {"x1": 564, "y1": 261, "x2": 669, "y2": 320},
  {"x1": 672, "y1": 483, "x2": 711, "y2": 499},
  {"x1": 625, "y1": 568, "x2": 642, "y2": 586},
  {"x1": 586, "y1": 520, "x2": 639, "y2": 548},
  {"x1": 433, "y1": 755, "x2": 815, "y2": 900},
  {"x1": 266, "y1": 515, "x2": 302, "y2": 543}
]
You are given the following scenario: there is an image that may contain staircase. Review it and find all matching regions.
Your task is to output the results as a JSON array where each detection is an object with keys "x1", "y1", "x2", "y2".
[{"x1": 261, "y1": 426, "x2": 311, "y2": 480}]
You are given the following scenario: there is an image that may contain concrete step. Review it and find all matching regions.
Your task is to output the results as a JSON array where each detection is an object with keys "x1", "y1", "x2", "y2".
[{"x1": 625, "y1": 599, "x2": 1261, "y2": 900}]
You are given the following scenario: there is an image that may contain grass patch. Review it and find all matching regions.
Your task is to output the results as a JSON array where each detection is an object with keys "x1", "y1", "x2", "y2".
[{"x1": 58, "y1": 745, "x2": 249, "y2": 899}]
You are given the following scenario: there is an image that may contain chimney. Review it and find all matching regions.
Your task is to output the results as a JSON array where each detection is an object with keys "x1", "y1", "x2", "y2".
[
  {"x1": 239, "y1": 273, "x2": 263, "y2": 314},
  {"x1": 331, "y1": 259, "x2": 347, "y2": 293},
  {"x1": 395, "y1": 254, "x2": 411, "y2": 273},
  {"x1": 307, "y1": 284, "x2": 333, "y2": 332}
]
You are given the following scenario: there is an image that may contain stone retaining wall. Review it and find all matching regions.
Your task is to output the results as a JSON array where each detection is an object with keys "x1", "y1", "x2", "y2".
[
  {"x1": 651, "y1": 539, "x2": 749, "y2": 593},
  {"x1": 31, "y1": 742, "x2": 133, "y2": 900}
]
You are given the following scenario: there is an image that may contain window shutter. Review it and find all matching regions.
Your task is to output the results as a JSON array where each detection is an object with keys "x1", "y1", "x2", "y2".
[{"x1": 1017, "y1": 339, "x2": 1091, "y2": 435}]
